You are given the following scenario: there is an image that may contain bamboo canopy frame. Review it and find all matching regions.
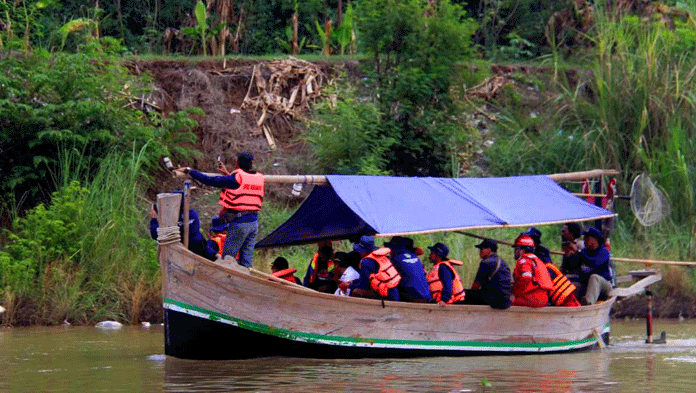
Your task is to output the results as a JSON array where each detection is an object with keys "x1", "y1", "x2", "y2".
[{"x1": 176, "y1": 167, "x2": 694, "y2": 265}]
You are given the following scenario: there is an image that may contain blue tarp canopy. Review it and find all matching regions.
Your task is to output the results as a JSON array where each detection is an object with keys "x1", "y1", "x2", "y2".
[{"x1": 256, "y1": 175, "x2": 615, "y2": 248}]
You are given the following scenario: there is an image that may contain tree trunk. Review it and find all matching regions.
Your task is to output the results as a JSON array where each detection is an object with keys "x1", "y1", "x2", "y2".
[{"x1": 292, "y1": 12, "x2": 299, "y2": 55}]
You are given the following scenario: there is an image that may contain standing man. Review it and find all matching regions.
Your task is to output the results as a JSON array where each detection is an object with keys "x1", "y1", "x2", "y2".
[
  {"x1": 426, "y1": 242, "x2": 465, "y2": 306},
  {"x1": 350, "y1": 235, "x2": 401, "y2": 301},
  {"x1": 385, "y1": 236, "x2": 431, "y2": 302},
  {"x1": 463, "y1": 239, "x2": 512, "y2": 309},
  {"x1": 175, "y1": 152, "x2": 264, "y2": 268},
  {"x1": 511, "y1": 234, "x2": 553, "y2": 307}
]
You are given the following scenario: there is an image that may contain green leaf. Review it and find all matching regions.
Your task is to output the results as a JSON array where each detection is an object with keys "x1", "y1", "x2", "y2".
[{"x1": 194, "y1": 1, "x2": 208, "y2": 31}]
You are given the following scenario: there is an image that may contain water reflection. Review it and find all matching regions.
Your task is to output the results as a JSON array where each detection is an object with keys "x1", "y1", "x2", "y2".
[{"x1": 1, "y1": 320, "x2": 695, "y2": 392}]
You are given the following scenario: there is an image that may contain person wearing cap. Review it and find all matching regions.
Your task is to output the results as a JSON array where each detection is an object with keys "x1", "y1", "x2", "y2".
[
  {"x1": 463, "y1": 239, "x2": 512, "y2": 309},
  {"x1": 174, "y1": 151, "x2": 264, "y2": 268},
  {"x1": 271, "y1": 257, "x2": 302, "y2": 285},
  {"x1": 578, "y1": 227, "x2": 614, "y2": 305},
  {"x1": 426, "y1": 242, "x2": 465, "y2": 305},
  {"x1": 303, "y1": 240, "x2": 335, "y2": 287},
  {"x1": 150, "y1": 190, "x2": 215, "y2": 261},
  {"x1": 385, "y1": 236, "x2": 430, "y2": 302},
  {"x1": 350, "y1": 235, "x2": 401, "y2": 301},
  {"x1": 523, "y1": 227, "x2": 552, "y2": 263},
  {"x1": 511, "y1": 234, "x2": 553, "y2": 307},
  {"x1": 206, "y1": 216, "x2": 228, "y2": 259}
]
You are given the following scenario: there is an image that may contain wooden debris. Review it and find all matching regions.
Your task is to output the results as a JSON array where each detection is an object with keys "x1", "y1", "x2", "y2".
[
  {"x1": 240, "y1": 57, "x2": 330, "y2": 148},
  {"x1": 467, "y1": 76, "x2": 508, "y2": 101}
]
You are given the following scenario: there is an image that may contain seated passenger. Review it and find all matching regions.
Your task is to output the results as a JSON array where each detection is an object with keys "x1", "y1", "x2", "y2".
[
  {"x1": 463, "y1": 239, "x2": 512, "y2": 309},
  {"x1": 523, "y1": 227, "x2": 552, "y2": 263},
  {"x1": 271, "y1": 257, "x2": 302, "y2": 284},
  {"x1": 562, "y1": 222, "x2": 584, "y2": 250},
  {"x1": 511, "y1": 235, "x2": 553, "y2": 307},
  {"x1": 150, "y1": 191, "x2": 215, "y2": 261},
  {"x1": 206, "y1": 216, "x2": 228, "y2": 259},
  {"x1": 334, "y1": 252, "x2": 360, "y2": 296},
  {"x1": 303, "y1": 241, "x2": 334, "y2": 287},
  {"x1": 578, "y1": 227, "x2": 614, "y2": 305},
  {"x1": 385, "y1": 236, "x2": 430, "y2": 302},
  {"x1": 305, "y1": 245, "x2": 336, "y2": 293},
  {"x1": 426, "y1": 242, "x2": 465, "y2": 306},
  {"x1": 350, "y1": 235, "x2": 401, "y2": 301}
]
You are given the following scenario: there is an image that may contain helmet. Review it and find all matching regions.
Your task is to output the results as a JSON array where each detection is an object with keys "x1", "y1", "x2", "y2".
[{"x1": 513, "y1": 234, "x2": 535, "y2": 248}]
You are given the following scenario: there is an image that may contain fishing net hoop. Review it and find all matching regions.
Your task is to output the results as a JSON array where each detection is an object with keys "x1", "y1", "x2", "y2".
[{"x1": 630, "y1": 173, "x2": 670, "y2": 226}]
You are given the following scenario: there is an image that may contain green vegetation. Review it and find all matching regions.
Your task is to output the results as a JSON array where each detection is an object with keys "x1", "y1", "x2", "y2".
[
  {"x1": 2, "y1": 1, "x2": 696, "y2": 324},
  {"x1": 1, "y1": 151, "x2": 159, "y2": 325}
]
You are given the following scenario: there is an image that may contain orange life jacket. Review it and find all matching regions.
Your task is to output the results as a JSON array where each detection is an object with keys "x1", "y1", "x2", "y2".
[
  {"x1": 218, "y1": 169, "x2": 265, "y2": 211},
  {"x1": 308, "y1": 252, "x2": 334, "y2": 284},
  {"x1": 273, "y1": 268, "x2": 299, "y2": 283},
  {"x1": 210, "y1": 233, "x2": 226, "y2": 254},
  {"x1": 367, "y1": 248, "x2": 401, "y2": 297},
  {"x1": 544, "y1": 262, "x2": 577, "y2": 306},
  {"x1": 427, "y1": 260, "x2": 465, "y2": 304},
  {"x1": 520, "y1": 253, "x2": 554, "y2": 291}
]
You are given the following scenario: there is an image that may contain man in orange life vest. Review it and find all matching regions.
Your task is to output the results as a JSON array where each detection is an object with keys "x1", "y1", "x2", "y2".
[
  {"x1": 271, "y1": 257, "x2": 302, "y2": 285},
  {"x1": 302, "y1": 240, "x2": 334, "y2": 287},
  {"x1": 350, "y1": 235, "x2": 401, "y2": 301},
  {"x1": 206, "y1": 216, "x2": 228, "y2": 258},
  {"x1": 511, "y1": 234, "x2": 553, "y2": 307},
  {"x1": 426, "y1": 242, "x2": 465, "y2": 306},
  {"x1": 175, "y1": 151, "x2": 264, "y2": 268}
]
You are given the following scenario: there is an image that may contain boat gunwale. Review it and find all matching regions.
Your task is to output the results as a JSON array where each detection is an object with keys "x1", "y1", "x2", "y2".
[{"x1": 165, "y1": 243, "x2": 616, "y2": 315}]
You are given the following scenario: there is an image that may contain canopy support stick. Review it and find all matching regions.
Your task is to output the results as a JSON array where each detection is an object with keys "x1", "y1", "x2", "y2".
[{"x1": 183, "y1": 181, "x2": 191, "y2": 249}]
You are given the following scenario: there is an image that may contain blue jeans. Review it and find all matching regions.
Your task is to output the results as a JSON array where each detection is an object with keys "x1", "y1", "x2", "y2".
[{"x1": 221, "y1": 220, "x2": 258, "y2": 268}]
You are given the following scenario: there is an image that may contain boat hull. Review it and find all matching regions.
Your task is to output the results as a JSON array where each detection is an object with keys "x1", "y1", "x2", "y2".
[{"x1": 160, "y1": 244, "x2": 613, "y2": 360}]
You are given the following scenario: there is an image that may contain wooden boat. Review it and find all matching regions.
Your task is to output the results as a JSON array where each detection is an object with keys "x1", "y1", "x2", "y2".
[{"x1": 157, "y1": 170, "x2": 658, "y2": 360}]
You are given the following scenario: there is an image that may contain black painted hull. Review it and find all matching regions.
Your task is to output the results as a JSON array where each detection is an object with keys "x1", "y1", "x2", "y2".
[{"x1": 164, "y1": 308, "x2": 606, "y2": 360}]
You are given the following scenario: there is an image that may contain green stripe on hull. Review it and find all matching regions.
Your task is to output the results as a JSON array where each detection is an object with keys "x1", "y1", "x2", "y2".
[{"x1": 164, "y1": 298, "x2": 608, "y2": 352}]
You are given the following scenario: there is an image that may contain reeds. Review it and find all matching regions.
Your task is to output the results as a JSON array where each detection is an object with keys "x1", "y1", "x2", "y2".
[
  {"x1": 551, "y1": 7, "x2": 696, "y2": 245},
  {"x1": 0, "y1": 145, "x2": 161, "y2": 326}
]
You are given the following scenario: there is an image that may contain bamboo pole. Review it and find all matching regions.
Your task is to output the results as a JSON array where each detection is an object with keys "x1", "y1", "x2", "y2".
[
  {"x1": 174, "y1": 169, "x2": 616, "y2": 185},
  {"x1": 547, "y1": 169, "x2": 619, "y2": 182},
  {"x1": 457, "y1": 231, "x2": 696, "y2": 266}
]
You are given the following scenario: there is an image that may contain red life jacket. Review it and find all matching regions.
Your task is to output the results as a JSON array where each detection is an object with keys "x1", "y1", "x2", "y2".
[
  {"x1": 519, "y1": 253, "x2": 554, "y2": 290},
  {"x1": 367, "y1": 248, "x2": 401, "y2": 297},
  {"x1": 210, "y1": 233, "x2": 226, "y2": 254},
  {"x1": 218, "y1": 169, "x2": 265, "y2": 211},
  {"x1": 273, "y1": 268, "x2": 299, "y2": 283},
  {"x1": 427, "y1": 260, "x2": 465, "y2": 304},
  {"x1": 544, "y1": 262, "x2": 578, "y2": 306}
]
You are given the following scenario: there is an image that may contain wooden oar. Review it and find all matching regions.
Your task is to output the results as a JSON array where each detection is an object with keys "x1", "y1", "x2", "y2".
[{"x1": 457, "y1": 231, "x2": 696, "y2": 266}]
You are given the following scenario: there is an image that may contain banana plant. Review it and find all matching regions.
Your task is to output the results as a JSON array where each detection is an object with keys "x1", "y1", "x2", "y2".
[{"x1": 181, "y1": 1, "x2": 221, "y2": 56}]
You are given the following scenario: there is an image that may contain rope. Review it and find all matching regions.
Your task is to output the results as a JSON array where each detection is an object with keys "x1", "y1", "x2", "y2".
[{"x1": 157, "y1": 226, "x2": 180, "y2": 245}]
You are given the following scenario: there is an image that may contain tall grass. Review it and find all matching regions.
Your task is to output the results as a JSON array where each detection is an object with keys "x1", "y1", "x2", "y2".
[
  {"x1": 0, "y1": 146, "x2": 159, "y2": 326},
  {"x1": 547, "y1": 7, "x2": 696, "y2": 258}
]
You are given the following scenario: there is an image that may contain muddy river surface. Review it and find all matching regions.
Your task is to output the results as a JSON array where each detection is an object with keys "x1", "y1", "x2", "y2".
[{"x1": 1, "y1": 319, "x2": 694, "y2": 392}]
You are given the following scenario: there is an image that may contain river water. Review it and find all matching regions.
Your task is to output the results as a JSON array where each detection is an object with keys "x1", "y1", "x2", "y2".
[{"x1": 1, "y1": 319, "x2": 694, "y2": 392}]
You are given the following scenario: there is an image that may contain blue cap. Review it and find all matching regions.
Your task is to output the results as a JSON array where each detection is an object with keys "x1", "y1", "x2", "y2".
[
  {"x1": 523, "y1": 227, "x2": 542, "y2": 242},
  {"x1": 353, "y1": 235, "x2": 377, "y2": 254},
  {"x1": 475, "y1": 239, "x2": 498, "y2": 252},
  {"x1": 582, "y1": 227, "x2": 603, "y2": 242},
  {"x1": 428, "y1": 242, "x2": 449, "y2": 258},
  {"x1": 210, "y1": 216, "x2": 227, "y2": 232}
]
